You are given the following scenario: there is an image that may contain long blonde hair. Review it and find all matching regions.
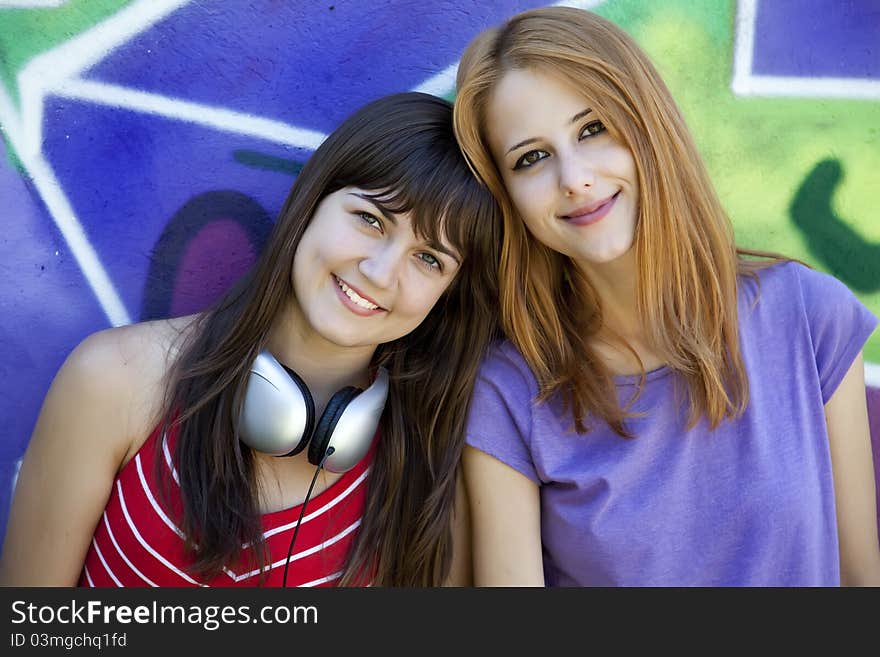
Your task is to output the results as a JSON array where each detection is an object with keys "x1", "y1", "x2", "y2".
[{"x1": 454, "y1": 7, "x2": 782, "y2": 436}]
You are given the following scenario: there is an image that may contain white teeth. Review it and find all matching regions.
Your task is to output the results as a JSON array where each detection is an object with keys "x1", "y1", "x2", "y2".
[{"x1": 336, "y1": 277, "x2": 379, "y2": 310}]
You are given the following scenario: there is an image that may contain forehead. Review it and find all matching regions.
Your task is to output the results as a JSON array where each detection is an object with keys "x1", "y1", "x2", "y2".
[{"x1": 486, "y1": 68, "x2": 593, "y2": 152}]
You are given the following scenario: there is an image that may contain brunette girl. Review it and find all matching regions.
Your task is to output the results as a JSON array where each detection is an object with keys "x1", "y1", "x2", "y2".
[{"x1": 1, "y1": 92, "x2": 501, "y2": 587}]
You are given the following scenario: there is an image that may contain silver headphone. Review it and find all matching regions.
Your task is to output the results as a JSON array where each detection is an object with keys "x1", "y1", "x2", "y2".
[{"x1": 238, "y1": 350, "x2": 388, "y2": 473}]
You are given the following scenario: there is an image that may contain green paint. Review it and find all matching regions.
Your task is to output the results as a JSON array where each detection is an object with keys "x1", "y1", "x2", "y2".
[
  {"x1": 446, "y1": 0, "x2": 879, "y2": 358},
  {"x1": 0, "y1": 0, "x2": 134, "y2": 105},
  {"x1": 0, "y1": 0, "x2": 875, "y2": 358},
  {"x1": 597, "y1": 0, "x2": 880, "y2": 358},
  {"x1": 233, "y1": 149, "x2": 304, "y2": 176},
  {"x1": 790, "y1": 159, "x2": 880, "y2": 294}
]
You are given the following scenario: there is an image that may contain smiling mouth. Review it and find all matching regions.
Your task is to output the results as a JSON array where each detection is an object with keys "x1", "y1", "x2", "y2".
[
  {"x1": 560, "y1": 191, "x2": 620, "y2": 226},
  {"x1": 333, "y1": 275, "x2": 386, "y2": 312}
]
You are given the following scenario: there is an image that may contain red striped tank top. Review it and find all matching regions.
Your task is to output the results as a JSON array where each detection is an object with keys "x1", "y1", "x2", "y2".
[{"x1": 78, "y1": 422, "x2": 375, "y2": 587}]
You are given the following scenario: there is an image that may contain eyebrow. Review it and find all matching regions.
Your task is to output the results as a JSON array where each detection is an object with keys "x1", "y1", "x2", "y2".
[
  {"x1": 350, "y1": 192, "x2": 461, "y2": 265},
  {"x1": 425, "y1": 240, "x2": 461, "y2": 265},
  {"x1": 350, "y1": 192, "x2": 398, "y2": 225},
  {"x1": 505, "y1": 108, "x2": 593, "y2": 155}
]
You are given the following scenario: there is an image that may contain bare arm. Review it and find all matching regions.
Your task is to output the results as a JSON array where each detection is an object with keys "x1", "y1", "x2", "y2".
[
  {"x1": 463, "y1": 445, "x2": 544, "y2": 586},
  {"x1": 824, "y1": 352, "x2": 880, "y2": 586},
  {"x1": 0, "y1": 330, "x2": 141, "y2": 586}
]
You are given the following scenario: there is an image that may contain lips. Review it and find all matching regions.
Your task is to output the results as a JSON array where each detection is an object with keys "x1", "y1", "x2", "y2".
[
  {"x1": 332, "y1": 275, "x2": 387, "y2": 315},
  {"x1": 560, "y1": 191, "x2": 620, "y2": 227}
]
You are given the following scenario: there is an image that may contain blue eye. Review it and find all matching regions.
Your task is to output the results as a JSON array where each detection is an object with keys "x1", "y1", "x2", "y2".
[
  {"x1": 513, "y1": 149, "x2": 549, "y2": 170},
  {"x1": 579, "y1": 120, "x2": 606, "y2": 139},
  {"x1": 417, "y1": 252, "x2": 442, "y2": 271}
]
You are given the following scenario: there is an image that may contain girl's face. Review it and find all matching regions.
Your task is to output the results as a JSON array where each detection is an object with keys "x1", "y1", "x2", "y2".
[
  {"x1": 291, "y1": 186, "x2": 461, "y2": 350},
  {"x1": 485, "y1": 68, "x2": 639, "y2": 269}
]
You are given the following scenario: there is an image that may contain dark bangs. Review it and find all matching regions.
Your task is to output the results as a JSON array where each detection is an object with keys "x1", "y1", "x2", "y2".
[{"x1": 324, "y1": 92, "x2": 498, "y2": 260}]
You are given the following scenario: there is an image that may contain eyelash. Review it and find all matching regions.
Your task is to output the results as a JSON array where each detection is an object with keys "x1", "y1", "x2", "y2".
[
  {"x1": 355, "y1": 211, "x2": 443, "y2": 272},
  {"x1": 418, "y1": 253, "x2": 442, "y2": 271},
  {"x1": 357, "y1": 211, "x2": 383, "y2": 230},
  {"x1": 513, "y1": 149, "x2": 548, "y2": 170},
  {"x1": 579, "y1": 119, "x2": 606, "y2": 139},
  {"x1": 512, "y1": 120, "x2": 607, "y2": 170}
]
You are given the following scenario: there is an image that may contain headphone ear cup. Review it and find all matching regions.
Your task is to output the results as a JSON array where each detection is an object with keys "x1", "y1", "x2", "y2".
[
  {"x1": 276, "y1": 363, "x2": 316, "y2": 456},
  {"x1": 309, "y1": 386, "x2": 361, "y2": 466},
  {"x1": 239, "y1": 351, "x2": 316, "y2": 457}
]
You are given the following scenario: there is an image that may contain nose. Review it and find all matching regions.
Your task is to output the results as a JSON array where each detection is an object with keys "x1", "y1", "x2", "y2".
[
  {"x1": 358, "y1": 242, "x2": 404, "y2": 291},
  {"x1": 558, "y1": 149, "x2": 595, "y2": 196}
]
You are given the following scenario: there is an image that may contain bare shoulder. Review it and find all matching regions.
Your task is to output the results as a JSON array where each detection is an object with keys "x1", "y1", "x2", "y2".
[
  {"x1": 0, "y1": 314, "x2": 201, "y2": 585},
  {"x1": 55, "y1": 313, "x2": 201, "y2": 464},
  {"x1": 71, "y1": 314, "x2": 198, "y2": 384}
]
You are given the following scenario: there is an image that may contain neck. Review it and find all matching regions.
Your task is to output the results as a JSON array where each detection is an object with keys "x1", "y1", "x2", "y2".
[
  {"x1": 574, "y1": 248, "x2": 666, "y2": 374},
  {"x1": 266, "y1": 302, "x2": 375, "y2": 414},
  {"x1": 575, "y1": 248, "x2": 641, "y2": 340}
]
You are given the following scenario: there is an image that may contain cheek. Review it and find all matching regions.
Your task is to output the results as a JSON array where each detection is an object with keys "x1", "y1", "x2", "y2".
[
  {"x1": 299, "y1": 226, "x2": 362, "y2": 269},
  {"x1": 503, "y1": 173, "x2": 549, "y2": 223},
  {"x1": 519, "y1": 215, "x2": 551, "y2": 245},
  {"x1": 397, "y1": 278, "x2": 450, "y2": 321},
  {"x1": 291, "y1": 240, "x2": 313, "y2": 287},
  {"x1": 609, "y1": 145, "x2": 637, "y2": 185}
]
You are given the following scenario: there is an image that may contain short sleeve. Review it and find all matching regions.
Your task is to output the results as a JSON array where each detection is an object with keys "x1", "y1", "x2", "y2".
[
  {"x1": 465, "y1": 342, "x2": 540, "y2": 483},
  {"x1": 794, "y1": 264, "x2": 878, "y2": 403}
]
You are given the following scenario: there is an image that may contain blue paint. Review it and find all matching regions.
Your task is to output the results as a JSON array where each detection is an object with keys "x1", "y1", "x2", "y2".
[{"x1": 752, "y1": 0, "x2": 880, "y2": 78}]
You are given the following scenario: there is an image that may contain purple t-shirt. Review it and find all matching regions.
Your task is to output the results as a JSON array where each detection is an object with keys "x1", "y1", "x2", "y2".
[{"x1": 466, "y1": 262, "x2": 878, "y2": 586}]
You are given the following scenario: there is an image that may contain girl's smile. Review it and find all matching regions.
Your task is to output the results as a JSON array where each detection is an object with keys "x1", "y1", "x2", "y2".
[{"x1": 332, "y1": 274, "x2": 387, "y2": 316}]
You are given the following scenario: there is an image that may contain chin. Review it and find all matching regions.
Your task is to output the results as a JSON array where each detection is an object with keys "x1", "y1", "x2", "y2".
[
  {"x1": 582, "y1": 242, "x2": 635, "y2": 264},
  {"x1": 304, "y1": 318, "x2": 364, "y2": 348},
  {"x1": 327, "y1": 333, "x2": 377, "y2": 349}
]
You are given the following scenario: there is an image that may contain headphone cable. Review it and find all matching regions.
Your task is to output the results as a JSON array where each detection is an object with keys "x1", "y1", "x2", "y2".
[{"x1": 282, "y1": 446, "x2": 335, "y2": 588}]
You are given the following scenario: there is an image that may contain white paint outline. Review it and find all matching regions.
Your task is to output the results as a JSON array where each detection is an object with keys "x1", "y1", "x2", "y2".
[
  {"x1": 0, "y1": 1, "x2": 198, "y2": 327},
  {"x1": 414, "y1": 0, "x2": 606, "y2": 97},
  {"x1": 733, "y1": 0, "x2": 880, "y2": 100},
  {"x1": 0, "y1": 0, "x2": 877, "y2": 381},
  {"x1": 1, "y1": 0, "x2": 329, "y2": 328},
  {"x1": 1, "y1": 80, "x2": 131, "y2": 325},
  {"x1": 53, "y1": 78, "x2": 326, "y2": 150},
  {"x1": 2, "y1": 0, "x2": 605, "y2": 327},
  {"x1": 17, "y1": 0, "x2": 191, "y2": 162},
  {"x1": 728, "y1": 0, "x2": 880, "y2": 379},
  {"x1": 0, "y1": 1, "x2": 69, "y2": 7}
]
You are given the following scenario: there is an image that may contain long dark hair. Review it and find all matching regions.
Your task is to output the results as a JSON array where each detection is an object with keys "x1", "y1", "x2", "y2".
[{"x1": 155, "y1": 92, "x2": 502, "y2": 585}]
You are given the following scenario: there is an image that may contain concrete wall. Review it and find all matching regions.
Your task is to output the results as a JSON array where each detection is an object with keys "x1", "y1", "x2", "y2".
[{"x1": 1, "y1": 0, "x2": 878, "y2": 542}]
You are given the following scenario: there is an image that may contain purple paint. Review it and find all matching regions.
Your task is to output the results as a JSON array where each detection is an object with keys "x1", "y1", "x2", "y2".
[
  {"x1": 0, "y1": 144, "x2": 109, "y2": 539},
  {"x1": 83, "y1": 1, "x2": 548, "y2": 133},
  {"x1": 0, "y1": 144, "x2": 109, "y2": 461},
  {"x1": 752, "y1": 0, "x2": 880, "y2": 78},
  {"x1": 4, "y1": 0, "x2": 879, "y2": 558},
  {"x1": 42, "y1": 96, "x2": 301, "y2": 317},
  {"x1": 169, "y1": 219, "x2": 257, "y2": 316}
]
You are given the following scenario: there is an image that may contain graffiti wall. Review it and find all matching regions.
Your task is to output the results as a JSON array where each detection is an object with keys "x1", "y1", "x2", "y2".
[{"x1": 1, "y1": 0, "x2": 878, "y2": 543}]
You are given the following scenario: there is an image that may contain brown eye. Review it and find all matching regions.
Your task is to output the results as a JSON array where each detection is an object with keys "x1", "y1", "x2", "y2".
[
  {"x1": 579, "y1": 120, "x2": 606, "y2": 139},
  {"x1": 513, "y1": 149, "x2": 549, "y2": 170}
]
